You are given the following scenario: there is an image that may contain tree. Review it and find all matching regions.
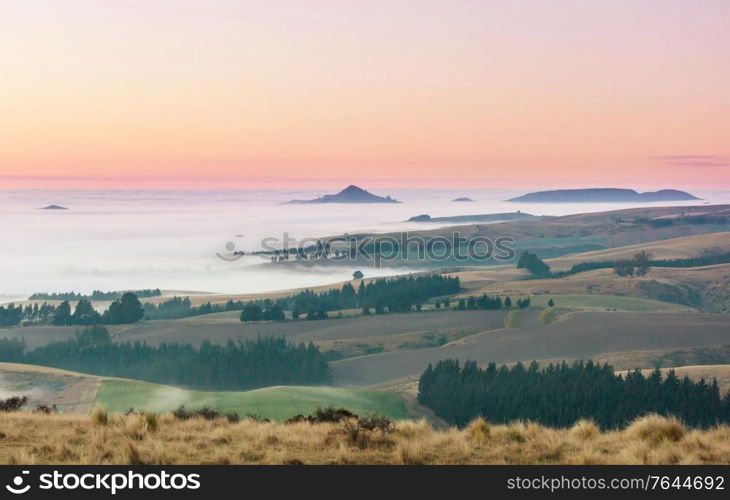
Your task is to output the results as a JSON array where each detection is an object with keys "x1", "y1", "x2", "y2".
[
  {"x1": 503, "y1": 296, "x2": 512, "y2": 308},
  {"x1": 72, "y1": 299, "x2": 101, "y2": 325},
  {"x1": 53, "y1": 301, "x2": 72, "y2": 326},
  {"x1": 516, "y1": 251, "x2": 551, "y2": 278},
  {"x1": 613, "y1": 259, "x2": 635, "y2": 277},
  {"x1": 240, "y1": 303, "x2": 263, "y2": 321},
  {"x1": 0, "y1": 304, "x2": 22, "y2": 327},
  {"x1": 634, "y1": 251, "x2": 653, "y2": 277},
  {"x1": 516, "y1": 297, "x2": 531, "y2": 308},
  {"x1": 264, "y1": 303, "x2": 285, "y2": 321},
  {"x1": 352, "y1": 270, "x2": 364, "y2": 280},
  {"x1": 504, "y1": 310, "x2": 523, "y2": 328},
  {"x1": 103, "y1": 293, "x2": 144, "y2": 324},
  {"x1": 539, "y1": 307, "x2": 556, "y2": 324},
  {"x1": 547, "y1": 298, "x2": 554, "y2": 307}
]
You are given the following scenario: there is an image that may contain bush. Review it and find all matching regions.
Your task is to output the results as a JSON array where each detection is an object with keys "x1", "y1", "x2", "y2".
[
  {"x1": 34, "y1": 404, "x2": 58, "y2": 414},
  {"x1": 539, "y1": 307, "x2": 557, "y2": 324},
  {"x1": 0, "y1": 396, "x2": 28, "y2": 412},
  {"x1": 172, "y1": 405, "x2": 240, "y2": 423},
  {"x1": 504, "y1": 310, "x2": 524, "y2": 328},
  {"x1": 285, "y1": 407, "x2": 357, "y2": 424},
  {"x1": 246, "y1": 414, "x2": 270, "y2": 423}
]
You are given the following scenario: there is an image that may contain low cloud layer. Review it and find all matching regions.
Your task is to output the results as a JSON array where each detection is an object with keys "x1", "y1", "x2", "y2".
[{"x1": 653, "y1": 155, "x2": 730, "y2": 168}]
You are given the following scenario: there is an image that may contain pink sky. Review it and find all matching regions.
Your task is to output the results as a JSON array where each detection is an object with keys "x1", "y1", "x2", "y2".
[{"x1": 1, "y1": 1, "x2": 729, "y2": 189}]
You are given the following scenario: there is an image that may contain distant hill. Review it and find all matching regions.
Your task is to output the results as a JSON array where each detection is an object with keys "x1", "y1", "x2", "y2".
[
  {"x1": 507, "y1": 188, "x2": 699, "y2": 203},
  {"x1": 287, "y1": 185, "x2": 400, "y2": 204},
  {"x1": 452, "y1": 197, "x2": 474, "y2": 202},
  {"x1": 408, "y1": 212, "x2": 535, "y2": 223},
  {"x1": 40, "y1": 204, "x2": 68, "y2": 210}
]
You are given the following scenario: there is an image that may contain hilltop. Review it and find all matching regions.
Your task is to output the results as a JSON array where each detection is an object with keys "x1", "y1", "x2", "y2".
[
  {"x1": 287, "y1": 185, "x2": 400, "y2": 204},
  {"x1": 507, "y1": 188, "x2": 699, "y2": 203}
]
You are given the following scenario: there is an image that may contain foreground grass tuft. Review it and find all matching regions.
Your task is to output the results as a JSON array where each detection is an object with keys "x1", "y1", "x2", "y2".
[
  {"x1": 626, "y1": 414, "x2": 685, "y2": 444},
  {"x1": 1, "y1": 412, "x2": 729, "y2": 464}
]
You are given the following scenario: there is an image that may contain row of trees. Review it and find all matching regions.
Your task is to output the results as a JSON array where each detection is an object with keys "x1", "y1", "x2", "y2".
[
  {"x1": 240, "y1": 274, "x2": 461, "y2": 322},
  {"x1": 51, "y1": 292, "x2": 144, "y2": 326},
  {"x1": 546, "y1": 250, "x2": 730, "y2": 280},
  {"x1": 633, "y1": 214, "x2": 729, "y2": 228},
  {"x1": 0, "y1": 326, "x2": 331, "y2": 390},
  {"x1": 29, "y1": 289, "x2": 161, "y2": 301},
  {"x1": 418, "y1": 359, "x2": 730, "y2": 429},
  {"x1": 453, "y1": 295, "x2": 531, "y2": 311},
  {"x1": 240, "y1": 301, "x2": 285, "y2": 321},
  {"x1": 1, "y1": 293, "x2": 146, "y2": 328},
  {"x1": 142, "y1": 296, "x2": 245, "y2": 320}
]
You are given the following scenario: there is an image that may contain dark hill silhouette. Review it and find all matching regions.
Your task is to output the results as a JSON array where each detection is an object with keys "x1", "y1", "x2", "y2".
[
  {"x1": 287, "y1": 185, "x2": 400, "y2": 204},
  {"x1": 452, "y1": 197, "x2": 474, "y2": 202},
  {"x1": 39, "y1": 205, "x2": 68, "y2": 210},
  {"x1": 507, "y1": 188, "x2": 699, "y2": 203}
]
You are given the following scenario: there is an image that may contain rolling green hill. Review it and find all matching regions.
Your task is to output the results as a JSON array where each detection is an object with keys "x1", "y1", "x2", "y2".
[{"x1": 95, "y1": 380, "x2": 408, "y2": 420}]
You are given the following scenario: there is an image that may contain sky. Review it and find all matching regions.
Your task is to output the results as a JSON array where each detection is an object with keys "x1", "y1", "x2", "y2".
[{"x1": 1, "y1": 0, "x2": 729, "y2": 190}]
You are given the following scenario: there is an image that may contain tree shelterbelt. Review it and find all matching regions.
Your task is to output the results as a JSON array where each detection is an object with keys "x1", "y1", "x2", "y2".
[
  {"x1": 418, "y1": 360, "x2": 730, "y2": 429},
  {"x1": 0, "y1": 326, "x2": 332, "y2": 390},
  {"x1": 240, "y1": 273, "x2": 461, "y2": 321}
]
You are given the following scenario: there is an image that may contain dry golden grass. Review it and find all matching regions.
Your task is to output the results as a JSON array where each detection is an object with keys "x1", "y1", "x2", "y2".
[{"x1": 1, "y1": 412, "x2": 730, "y2": 465}]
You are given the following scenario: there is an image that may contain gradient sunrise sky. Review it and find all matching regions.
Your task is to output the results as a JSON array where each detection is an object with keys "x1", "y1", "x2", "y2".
[{"x1": 2, "y1": 1, "x2": 729, "y2": 189}]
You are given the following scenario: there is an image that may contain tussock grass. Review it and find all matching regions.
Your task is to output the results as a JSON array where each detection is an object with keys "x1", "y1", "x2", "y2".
[
  {"x1": 1, "y1": 413, "x2": 729, "y2": 465},
  {"x1": 625, "y1": 414, "x2": 685, "y2": 444}
]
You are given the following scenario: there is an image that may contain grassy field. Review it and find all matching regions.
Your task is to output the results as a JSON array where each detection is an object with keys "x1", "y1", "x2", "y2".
[
  {"x1": 457, "y1": 263, "x2": 730, "y2": 312},
  {"x1": 2, "y1": 411, "x2": 729, "y2": 464},
  {"x1": 0, "y1": 309, "x2": 513, "y2": 350},
  {"x1": 331, "y1": 311, "x2": 730, "y2": 385},
  {"x1": 529, "y1": 294, "x2": 687, "y2": 312},
  {"x1": 0, "y1": 362, "x2": 100, "y2": 414},
  {"x1": 544, "y1": 231, "x2": 730, "y2": 271},
  {"x1": 0, "y1": 363, "x2": 409, "y2": 419},
  {"x1": 95, "y1": 381, "x2": 408, "y2": 420}
]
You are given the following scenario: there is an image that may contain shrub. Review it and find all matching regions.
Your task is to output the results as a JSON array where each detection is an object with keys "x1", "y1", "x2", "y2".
[
  {"x1": 285, "y1": 407, "x2": 357, "y2": 424},
  {"x1": 504, "y1": 310, "x2": 524, "y2": 328},
  {"x1": 539, "y1": 307, "x2": 557, "y2": 324},
  {"x1": 34, "y1": 404, "x2": 58, "y2": 414},
  {"x1": 0, "y1": 396, "x2": 29, "y2": 412},
  {"x1": 172, "y1": 405, "x2": 239, "y2": 423}
]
